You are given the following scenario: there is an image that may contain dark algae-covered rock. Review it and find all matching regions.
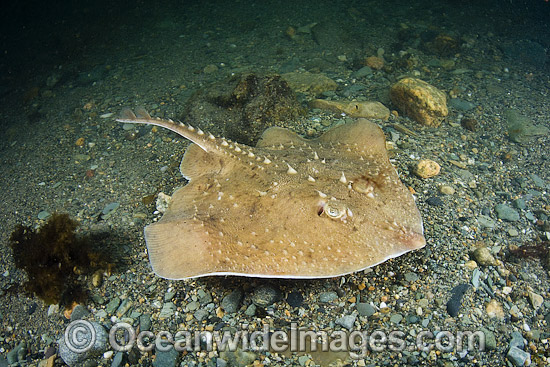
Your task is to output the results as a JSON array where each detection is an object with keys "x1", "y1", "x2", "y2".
[{"x1": 446, "y1": 283, "x2": 470, "y2": 317}]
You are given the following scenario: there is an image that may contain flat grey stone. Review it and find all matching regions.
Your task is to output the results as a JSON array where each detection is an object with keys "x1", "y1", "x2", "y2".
[
  {"x1": 319, "y1": 291, "x2": 338, "y2": 303},
  {"x1": 495, "y1": 204, "x2": 520, "y2": 222},
  {"x1": 335, "y1": 314, "x2": 356, "y2": 330},
  {"x1": 507, "y1": 346, "x2": 531, "y2": 367}
]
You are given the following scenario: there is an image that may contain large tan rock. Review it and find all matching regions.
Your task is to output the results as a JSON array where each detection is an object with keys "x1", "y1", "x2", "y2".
[
  {"x1": 309, "y1": 99, "x2": 390, "y2": 120},
  {"x1": 390, "y1": 78, "x2": 448, "y2": 127},
  {"x1": 281, "y1": 71, "x2": 338, "y2": 95}
]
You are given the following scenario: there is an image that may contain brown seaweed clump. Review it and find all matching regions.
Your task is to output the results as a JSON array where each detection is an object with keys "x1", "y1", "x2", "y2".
[
  {"x1": 9, "y1": 213, "x2": 108, "y2": 306},
  {"x1": 183, "y1": 73, "x2": 306, "y2": 145}
]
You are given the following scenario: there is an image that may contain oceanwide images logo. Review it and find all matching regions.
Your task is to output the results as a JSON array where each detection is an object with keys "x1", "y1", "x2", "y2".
[{"x1": 64, "y1": 320, "x2": 485, "y2": 359}]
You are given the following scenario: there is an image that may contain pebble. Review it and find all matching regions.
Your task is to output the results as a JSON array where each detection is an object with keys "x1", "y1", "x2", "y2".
[
  {"x1": 335, "y1": 314, "x2": 356, "y2": 330},
  {"x1": 508, "y1": 228, "x2": 519, "y2": 237},
  {"x1": 319, "y1": 291, "x2": 338, "y2": 303},
  {"x1": 164, "y1": 291, "x2": 176, "y2": 301},
  {"x1": 37, "y1": 210, "x2": 51, "y2": 220},
  {"x1": 530, "y1": 173, "x2": 546, "y2": 188},
  {"x1": 7, "y1": 342, "x2": 26, "y2": 365},
  {"x1": 251, "y1": 284, "x2": 281, "y2": 307},
  {"x1": 101, "y1": 202, "x2": 120, "y2": 219},
  {"x1": 356, "y1": 303, "x2": 376, "y2": 317},
  {"x1": 528, "y1": 291, "x2": 543, "y2": 309},
  {"x1": 507, "y1": 347, "x2": 531, "y2": 367},
  {"x1": 438, "y1": 185, "x2": 455, "y2": 195},
  {"x1": 70, "y1": 305, "x2": 90, "y2": 321},
  {"x1": 194, "y1": 309, "x2": 209, "y2": 321},
  {"x1": 404, "y1": 272, "x2": 419, "y2": 282},
  {"x1": 186, "y1": 301, "x2": 200, "y2": 312},
  {"x1": 477, "y1": 215, "x2": 496, "y2": 229},
  {"x1": 472, "y1": 247, "x2": 496, "y2": 266},
  {"x1": 116, "y1": 299, "x2": 133, "y2": 318},
  {"x1": 58, "y1": 321, "x2": 108, "y2": 366},
  {"x1": 139, "y1": 314, "x2": 152, "y2": 331},
  {"x1": 111, "y1": 352, "x2": 124, "y2": 367},
  {"x1": 244, "y1": 304, "x2": 256, "y2": 317},
  {"x1": 159, "y1": 302, "x2": 176, "y2": 319},
  {"x1": 495, "y1": 203, "x2": 520, "y2": 222},
  {"x1": 286, "y1": 291, "x2": 304, "y2": 308},
  {"x1": 390, "y1": 314, "x2": 403, "y2": 324},
  {"x1": 221, "y1": 289, "x2": 243, "y2": 313},
  {"x1": 510, "y1": 331, "x2": 526, "y2": 350},
  {"x1": 513, "y1": 198, "x2": 526, "y2": 210},
  {"x1": 482, "y1": 328, "x2": 497, "y2": 350},
  {"x1": 486, "y1": 299, "x2": 505, "y2": 320},
  {"x1": 105, "y1": 297, "x2": 121, "y2": 314},
  {"x1": 426, "y1": 196, "x2": 444, "y2": 206},
  {"x1": 414, "y1": 159, "x2": 441, "y2": 178},
  {"x1": 449, "y1": 98, "x2": 475, "y2": 111},
  {"x1": 446, "y1": 283, "x2": 470, "y2": 317},
  {"x1": 298, "y1": 355, "x2": 310, "y2": 366},
  {"x1": 152, "y1": 348, "x2": 179, "y2": 367}
]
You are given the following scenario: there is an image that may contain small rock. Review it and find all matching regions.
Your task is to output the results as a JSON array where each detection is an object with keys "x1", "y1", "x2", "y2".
[
  {"x1": 186, "y1": 301, "x2": 200, "y2": 312},
  {"x1": 251, "y1": 284, "x2": 281, "y2": 307},
  {"x1": 364, "y1": 56, "x2": 384, "y2": 70},
  {"x1": 472, "y1": 247, "x2": 496, "y2": 266},
  {"x1": 335, "y1": 314, "x2": 356, "y2": 330},
  {"x1": 486, "y1": 299, "x2": 505, "y2": 320},
  {"x1": 495, "y1": 204, "x2": 520, "y2": 222},
  {"x1": 390, "y1": 314, "x2": 403, "y2": 324},
  {"x1": 513, "y1": 198, "x2": 526, "y2": 210},
  {"x1": 510, "y1": 331, "x2": 526, "y2": 350},
  {"x1": 156, "y1": 193, "x2": 172, "y2": 214},
  {"x1": 194, "y1": 309, "x2": 209, "y2": 322},
  {"x1": 446, "y1": 283, "x2": 470, "y2": 317},
  {"x1": 139, "y1": 314, "x2": 152, "y2": 331},
  {"x1": 105, "y1": 297, "x2": 121, "y2": 314},
  {"x1": 70, "y1": 305, "x2": 90, "y2": 321},
  {"x1": 508, "y1": 228, "x2": 519, "y2": 237},
  {"x1": 203, "y1": 64, "x2": 218, "y2": 74},
  {"x1": 153, "y1": 347, "x2": 179, "y2": 367},
  {"x1": 101, "y1": 202, "x2": 120, "y2": 218},
  {"x1": 477, "y1": 215, "x2": 496, "y2": 229},
  {"x1": 286, "y1": 291, "x2": 304, "y2": 308},
  {"x1": 38, "y1": 210, "x2": 51, "y2": 220},
  {"x1": 111, "y1": 352, "x2": 124, "y2": 367},
  {"x1": 91, "y1": 270, "x2": 103, "y2": 287},
  {"x1": 281, "y1": 71, "x2": 338, "y2": 95},
  {"x1": 439, "y1": 185, "x2": 455, "y2": 195},
  {"x1": 58, "y1": 321, "x2": 108, "y2": 367},
  {"x1": 298, "y1": 355, "x2": 310, "y2": 366},
  {"x1": 221, "y1": 289, "x2": 243, "y2": 313},
  {"x1": 507, "y1": 346, "x2": 531, "y2": 367},
  {"x1": 244, "y1": 304, "x2": 256, "y2": 317},
  {"x1": 219, "y1": 349, "x2": 257, "y2": 367},
  {"x1": 528, "y1": 292, "x2": 544, "y2": 310},
  {"x1": 309, "y1": 99, "x2": 390, "y2": 120},
  {"x1": 482, "y1": 328, "x2": 497, "y2": 350},
  {"x1": 415, "y1": 159, "x2": 441, "y2": 178},
  {"x1": 319, "y1": 291, "x2": 338, "y2": 303},
  {"x1": 505, "y1": 108, "x2": 549, "y2": 144},
  {"x1": 390, "y1": 77, "x2": 448, "y2": 127},
  {"x1": 356, "y1": 303, "x2": 376, "y2": 317},
  {"x1": 116, "y1": 299, "x2": 133, "y2": 318},
  {"x1": 404, "y1": 272, "x2": 419, "y2": 282},
  {"x1": 159, "y1": 302, "x2": 176, "y2": 320},
  {"x1": 426, "y1": 196, "x2": 444, "y2": 206}
]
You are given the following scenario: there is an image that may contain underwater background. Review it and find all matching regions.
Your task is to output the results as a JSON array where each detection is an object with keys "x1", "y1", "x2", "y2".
[{"x1": 0, "y1": 0, "x2": 549, "y2": 366}]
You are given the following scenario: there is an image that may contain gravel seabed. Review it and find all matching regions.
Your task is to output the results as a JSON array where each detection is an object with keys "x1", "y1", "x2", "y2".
[{"x1": 0, "y1": 1, "x2": 549, "y2": 366}]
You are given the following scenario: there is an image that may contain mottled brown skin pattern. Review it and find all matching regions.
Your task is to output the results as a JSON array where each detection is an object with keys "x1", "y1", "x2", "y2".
[{"x1": 117, "y1": 109, "x2": 425, "y2": 279}]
